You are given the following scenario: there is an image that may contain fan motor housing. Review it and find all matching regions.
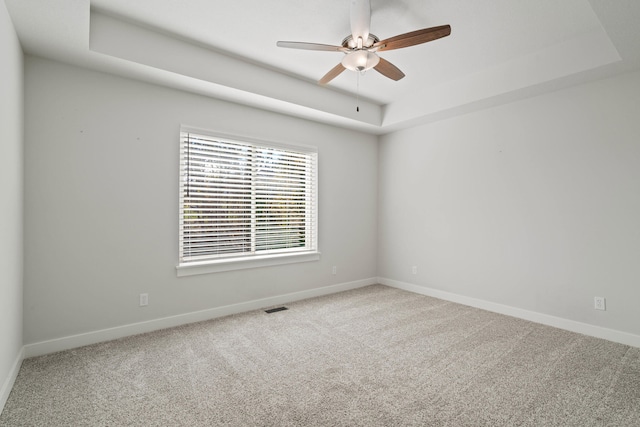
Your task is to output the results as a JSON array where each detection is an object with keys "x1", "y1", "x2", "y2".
[{"x1": 341, "y1": 34, "x2": 379, "y2": 49}]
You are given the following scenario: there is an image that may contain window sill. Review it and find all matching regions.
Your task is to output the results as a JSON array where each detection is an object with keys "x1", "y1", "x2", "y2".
[{"x1": 176, "y1": 251, "x2": 321, "y2": 277}]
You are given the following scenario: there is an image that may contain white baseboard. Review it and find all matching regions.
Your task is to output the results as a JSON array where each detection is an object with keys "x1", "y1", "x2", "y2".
[
  {"x1": 24, "y1": 278, "x2": 377, "y2": 358},
  {"x1": 379, "y1": 277, "x2": 640, "y2": 349},
  {"x1": 0, "y1": 346, "x2": 24, "y2": 414}
]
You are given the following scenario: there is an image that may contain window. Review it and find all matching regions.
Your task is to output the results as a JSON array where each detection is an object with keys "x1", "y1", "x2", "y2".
[{"x1": 177, "y1": 130, "x2": 318, "y2": 276}]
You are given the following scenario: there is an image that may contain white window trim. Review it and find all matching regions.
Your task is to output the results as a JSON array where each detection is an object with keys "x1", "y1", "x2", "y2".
[
  {"x1": 177, "y1": 127, "x2": 319, "y2": 276},
  {"x1": 176, "y1": 250, "x2": 321, "y2": 277}
]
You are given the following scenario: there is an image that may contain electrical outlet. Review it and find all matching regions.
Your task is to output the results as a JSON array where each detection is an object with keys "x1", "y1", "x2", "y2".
[
  {"x1": 594, "y1": 296, "x2": 606, "y2": 311},
  {"x1": 412, "y1": 266, "x2": 417, "y2": 275},
  {"x1": 139, "y1": 293, "x2": 149, "y2": 307},
  {"x1": 332, "y1": 266, "x2": 337, "y2": 275}
]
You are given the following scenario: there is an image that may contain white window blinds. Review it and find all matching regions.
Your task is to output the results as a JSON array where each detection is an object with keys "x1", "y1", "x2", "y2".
[{"x1": 179, "y1": 131, "x2": 317, "y2": 264}]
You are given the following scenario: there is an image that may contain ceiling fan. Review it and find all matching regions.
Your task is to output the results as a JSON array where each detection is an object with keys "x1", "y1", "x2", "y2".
[{"x1": 276, "y1": 0, "x2": 451, "y2": 85}]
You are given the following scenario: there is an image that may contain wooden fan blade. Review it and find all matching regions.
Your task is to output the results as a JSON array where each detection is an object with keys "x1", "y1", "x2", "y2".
[
  {"x1": 373, "y1": 25, "x2": 451, "y2": 51},
  {"x1": 319, "y1": 63, "x2": 346, "y2": 85},
  {"x1": 277, "y1": 41, "x2": 348, "y2": 52},
  {"x1": 373, "y1": 57, "x2": 405, "y2": 81}
]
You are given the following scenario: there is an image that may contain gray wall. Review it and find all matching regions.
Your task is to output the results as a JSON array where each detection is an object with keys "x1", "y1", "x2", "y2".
[
  {"x1": 379, "y1": 70, "x2": 640, "y2": 336},
  {"x1": 0, "y1": 0, "x2": 23, "y2": 405},
  {"x1": 19, "y1": 48, "x2": 640, "y2": 351},
  {"x1": 24, "y1": 57, "x2": 378, "y2": 344}
]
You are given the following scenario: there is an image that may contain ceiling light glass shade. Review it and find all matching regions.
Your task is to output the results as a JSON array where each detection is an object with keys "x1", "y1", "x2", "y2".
[{"x1": 341, "y1": 50, "x2": 380, "y2": 72}]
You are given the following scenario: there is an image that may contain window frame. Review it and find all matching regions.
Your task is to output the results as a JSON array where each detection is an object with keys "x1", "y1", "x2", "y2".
[{"x1": 176, "y1": 128, "x2": 319, "y2": 277}]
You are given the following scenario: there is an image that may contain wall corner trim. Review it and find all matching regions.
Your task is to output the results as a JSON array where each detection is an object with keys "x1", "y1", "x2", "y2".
[
  {"x1": 0, "y1": 346, "x2": 24, "y2": 414},
  {"x1": 378, "y1": 277, "x2": 640, "y2": 349}
]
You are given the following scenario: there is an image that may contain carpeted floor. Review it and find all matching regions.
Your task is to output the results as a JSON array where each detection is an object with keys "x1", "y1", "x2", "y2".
[{"x1": 1, "y1": 285, "x2": 639, "y2": 426}]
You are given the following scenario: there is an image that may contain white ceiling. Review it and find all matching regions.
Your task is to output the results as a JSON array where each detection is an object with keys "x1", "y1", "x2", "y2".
[{"x1": 6, "y1": 0, "x2": 640, "y2": 134}]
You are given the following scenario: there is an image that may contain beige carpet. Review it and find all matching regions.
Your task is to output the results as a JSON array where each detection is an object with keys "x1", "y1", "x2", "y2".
[{"x1": 1, "y1": 285, "x2": 639, "y2": 426}]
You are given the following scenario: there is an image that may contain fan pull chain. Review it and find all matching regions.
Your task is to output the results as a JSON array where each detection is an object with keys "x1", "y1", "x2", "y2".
[{"x1": 356, "y1": 72, "x2": 360, "y2": 112}]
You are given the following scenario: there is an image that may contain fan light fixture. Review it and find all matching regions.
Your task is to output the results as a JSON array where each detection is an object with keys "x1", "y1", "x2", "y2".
[{"x1": 341, "y1": 50, "x2": 379, "y2": 72}]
